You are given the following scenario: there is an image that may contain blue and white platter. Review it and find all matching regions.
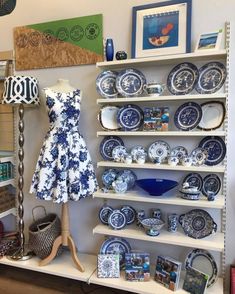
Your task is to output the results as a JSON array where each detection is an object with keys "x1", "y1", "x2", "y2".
[
  {"x1": 198, "y1": 136, "x2": 226, "y2": 166},
  {"x1": 120, "y1": 205, "x2": 136, "y2": 225},
  {"x1": 148, "y1": 140, "x2": 170, "y2": 163},
  {"x1": 102, "y1": 169, "x2": 118, "y2": 188},
  {"x1": 117, "y1": 104, "x2": 144, "y2": 131},
  {"x1": 202, "y1": 174, "x2": 221, "y2": 197},
  {"x1": 182, "y1": 173, "x2": 203, "y2": 191},
  {"x1": 99, "y1": 205, "x2": 113, "y2": 225},
  {"x1": 108, "y1": 209, "x2": 127, "y2": 230},
  {"x1": 116, "y1": 68, "x2": 146, "y2": 97},
  {"x1": 170, "y1": 146, "x2": 188, "y2": 163},
  {"x1": 100, "y1": 237, "x2": 131, "y2": 266},
  {"x1": 99, "y1": 136, "x2": 124, "y2": 161},
  {"x1": 185, "y1": 248, "x2": 218, "y2": 288},
  {"x1": 117, "y1": 169, "x2": 137, "y2": 190},
  {"x1": 195, "y1": 62, "x2": 226, "y2": 94},
  {"x1": 167, "y1": 62, "x2": 199, "y2": 95},
  {"x1": 174, "y1": 102, "x2": 202, "y2": 131},
  {"x1": 96, "y1": 70, "x2": 119, "y2": 98}
]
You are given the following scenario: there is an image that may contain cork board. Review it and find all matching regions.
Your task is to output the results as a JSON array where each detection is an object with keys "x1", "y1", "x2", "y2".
[{"x1": 14, "y1": 14, "x2": 104, "y2": 70}]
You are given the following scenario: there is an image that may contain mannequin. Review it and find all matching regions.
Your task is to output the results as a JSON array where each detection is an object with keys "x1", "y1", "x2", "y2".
[{"x1": 30, "y1": 78, "x2": 98, "y2": 271}]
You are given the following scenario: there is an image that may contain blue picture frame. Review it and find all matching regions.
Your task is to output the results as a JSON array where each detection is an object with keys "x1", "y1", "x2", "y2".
[{"x1": 131, "y1": 0, "x2": 192, "y2": 59}]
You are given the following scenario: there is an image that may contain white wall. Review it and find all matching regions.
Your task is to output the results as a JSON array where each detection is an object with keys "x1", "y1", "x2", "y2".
[{"x1": 0, "y1": 0, "x2": 234, "y2": 292}]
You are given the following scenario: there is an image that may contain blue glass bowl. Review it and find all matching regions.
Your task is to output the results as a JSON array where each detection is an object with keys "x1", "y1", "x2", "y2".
[{"x1": 135, "y1": 178, "x2": 178, "y2": 196}]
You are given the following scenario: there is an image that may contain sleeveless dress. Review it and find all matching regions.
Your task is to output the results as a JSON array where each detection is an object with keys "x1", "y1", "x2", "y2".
[{"x1": 30, "y1": 88, "x2": 98, "y2": 203}]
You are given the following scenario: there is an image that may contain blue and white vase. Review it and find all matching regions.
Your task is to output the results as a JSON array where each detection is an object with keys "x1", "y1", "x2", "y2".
[{"x1": 105, "y1": 38, "x2": 114, "y2": 61}]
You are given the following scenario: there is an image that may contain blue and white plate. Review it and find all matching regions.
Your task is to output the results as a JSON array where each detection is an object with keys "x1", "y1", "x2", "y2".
[
  {"x1": 130, "y1": 145, "x2": 147, "y2": 162},
  {"x1": 202, "y1": 174, "x2": 221, "y2": 197},
  {"x1": 185, "y1": 248, "x2": 218, "y2": 288},
  {"x1": 195, "y1": 62, "x2": 227, "y2": 94},
  {"x1": 99, "y1": 205, "x2": 113, "y2": 225},
  {"x1": 117, "y1": 169, "x2": 137, "y2": 190},
  {"x1": 117, "y1": 104, "x2": 144, "y2": 131},
  {"x1": 112, "y1": 146, "x2": 128, "y2": 162},
  {"x1": 108, "y1": 209, "x2": 127, "y2": 230},
  {"x1": 198, "y1": 136, "x2": 226, "y2": 166},
  {"x1": 148, "y1": 140, "x2": 170, "y2": 163},
  {"x1": 99, "y1": 136, "x2": 124, "y2": 161},
  {"x1": 102, "y1": 169, "x2": 118, "y2": 188},
  {"x1": 120, "y1": 206, "x2": 136, "y2": 225},
  {"x1": 174, "y1": 102, "x2": 202, "y2": 131},
  {"x1": 100, "y1": 237, "x2": 131, "y2": 266},
  {"x1": 190, "y1": 147, "x2": 208, "y2": 166},
  {"x1": 167, "y1": 63, "x2": 199, "y2": 95},
  {"x1": 170, "y1": 146, "x2": 188, "y2": 163},
  {"x1": 182, "y1": 173, "x2": 203, "y2": 191},
  {"x1": 116, "y1": 68, "x2": 146, "y2": 97},
  {"x1": 96, "y1": 70, "x2": 119, "y2": 98}
]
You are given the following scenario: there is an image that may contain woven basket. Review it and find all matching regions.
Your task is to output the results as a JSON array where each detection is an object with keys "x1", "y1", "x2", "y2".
[
  {"x1": 0, "y1": 187, "x2": 15, "y2": 213},
  {"x1": 28, "y1": 206, "x2": 62, "y2": 259}
]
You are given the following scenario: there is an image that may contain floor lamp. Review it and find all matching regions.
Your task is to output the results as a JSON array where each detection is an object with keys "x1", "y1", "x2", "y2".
[{"x1": 3, "y1": 76, "x2": 39, "y2": 261}]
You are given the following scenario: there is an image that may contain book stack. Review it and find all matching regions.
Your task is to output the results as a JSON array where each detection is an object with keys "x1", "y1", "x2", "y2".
[{"x1": 125, "y1": 252, "x2": 150, "y2": 282}]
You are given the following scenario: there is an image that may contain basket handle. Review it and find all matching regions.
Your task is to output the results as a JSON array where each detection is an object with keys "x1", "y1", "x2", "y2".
[{"x1": 32, "y1": 206, "x2": 47, "y2": 222}]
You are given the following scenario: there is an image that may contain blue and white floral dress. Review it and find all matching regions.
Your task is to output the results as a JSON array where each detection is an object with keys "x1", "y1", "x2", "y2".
[{"x1": 30, "y1": 88, "x2": 98, "y2": 203}]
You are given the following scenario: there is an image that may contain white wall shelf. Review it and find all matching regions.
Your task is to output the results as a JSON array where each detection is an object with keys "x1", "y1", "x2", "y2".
[
  {"x1": 0, "y1": 207, "x2": 16, "y2": 218},
  {"x1": 97, "y1": 161, "x2": 225, "y2": 173},
  {"x1": 96, "y1": 49, "x2": 227, "y2": 69},
  {"x1": 89, "y1": 270, "x2": 223, "y2": 294},
  {"x1": 93, "y1": 190, "x2": 225, "y2": 209},
  {"x1": 97, "y1": 93, "x2": 227, "y2": 104},
  {"x1": 93, "y1": 224, "x2": 224, "y2": 252},
  {"x1": 97, "y1": 131, "x2": 225, "y2": 137},
  {"x1": 0, "y1": 154, "x2": 14, "y2": 165},
  {"x1": 0, "y1": 178, "x2": 15, "y2": 188}
]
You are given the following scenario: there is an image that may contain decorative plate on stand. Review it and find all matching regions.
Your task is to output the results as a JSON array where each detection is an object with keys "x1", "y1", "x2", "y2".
[
  {"x1": 99, "y1": 136, "x2": 124, "y2": 160},
  {"x1": 171, "y1": 146, "x2": 188, "y2": 163},
  {"x1": 96, "y1": 70, "x2": 119, "y2": 98},
  {"x1": 195, "y1": 62, "x2": 227, "y2": 94},
  {"x1": 117, "y1": 104, "x2": 144, "y2": 131},
  {"x1": 98, "y1": 105, "x2": 120, "y2": 130},
  {"x1": 182, "y1": 173, "x2": 203, "y2": 191},
  {"x1": 167, "y1": 62, "x2": 199, "y2": 95},
  {"x1": 148, "y1": 140, "x2": 170, "y2": 163},
  {"x1": 202, "y1": 174, "x2": 221, "y2": 197}
]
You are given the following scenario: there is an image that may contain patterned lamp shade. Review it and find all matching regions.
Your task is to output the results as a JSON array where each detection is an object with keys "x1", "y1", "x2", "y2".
[{"x1": 3, "y1": 76, "x2": 39, "y2": 105}]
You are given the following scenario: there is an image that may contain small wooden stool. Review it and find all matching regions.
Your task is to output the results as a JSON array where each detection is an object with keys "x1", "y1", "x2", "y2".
[{"x1": 39, "y1": 202, "x2": 85, "y2": 272}]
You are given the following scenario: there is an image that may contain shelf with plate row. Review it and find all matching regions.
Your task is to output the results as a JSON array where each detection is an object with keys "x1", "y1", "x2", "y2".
[{"x1": 93, "y1": 26, "x2": 229, "y2": 294}]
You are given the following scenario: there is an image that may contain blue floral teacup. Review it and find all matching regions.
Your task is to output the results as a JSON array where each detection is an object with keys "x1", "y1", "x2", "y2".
[
  {"x1": 168, "y1": 156, "x2": 179, "y2": 166},
  {"x1": 182, "y1": 156, "x2": 193, "y2": 167}
]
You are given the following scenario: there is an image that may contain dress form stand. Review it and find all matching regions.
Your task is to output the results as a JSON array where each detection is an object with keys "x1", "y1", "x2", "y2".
[
  {"x1": 39, "y1": 202, "x2": 85, "y2": 272},
  {"x1": 39, "y1": 79, "x2": 84, "y2": 272}
]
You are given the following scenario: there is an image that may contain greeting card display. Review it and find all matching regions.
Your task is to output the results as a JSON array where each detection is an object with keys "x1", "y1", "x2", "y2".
[
  {"x1": 143, "y1": 107, "x2": 169, "y2": 131},
  {"x1": 155, "y1": 255, "x2": 182, "y2": 291},
  {"x1": 125, "y1": 252, "x2": 150, "y2": 282},
  {"x1": 183, "y1": 267, "x2": 209, "y2": 294}
]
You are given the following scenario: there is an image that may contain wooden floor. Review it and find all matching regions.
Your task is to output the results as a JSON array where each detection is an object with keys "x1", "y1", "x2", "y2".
[{"x1": 0, "y1": 264, "x2": 130, "y2": 294}]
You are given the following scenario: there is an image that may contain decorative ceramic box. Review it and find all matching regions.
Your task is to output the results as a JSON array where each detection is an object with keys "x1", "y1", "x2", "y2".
[
  {"x1": 125, "y1": 252, "x2": 150, "y2": 282},
  {"x1": 97, "y1": 254, "x2": 120, "y2": 278},
  {"x1": 143, "y1": 107, "x2": 169, "y2": 131}
]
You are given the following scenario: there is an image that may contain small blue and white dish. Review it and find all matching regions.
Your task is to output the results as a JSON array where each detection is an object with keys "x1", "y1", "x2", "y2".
[
  {"x1": 117, "y1": 169, "x2": 137, "y2": 190},
  {"x1": 99, "y1": 205, "x2": 114, "y2": 225},
  {"x1": 102, "y1": 169, "x2": 118, "y2": 188},
  {"x1": 120, "y1": 206, "x2": 136, "y2": 225},
  {"x1": 130, "y1": 145, "x2": 147, "y2": 162},
  {"x1": 148, "y1": 140, "x2": 170, "y2": 163},
  {"x1": 112, "y1": 145, "x2": 128, "y2": 162},
  {"x1": 116, "y1": 68, "x2": 146, "y2": 97},
  {"x1": 170, "y1": 146, "x2": 188, "y2": 164},
  {"x1": 96, "y1": 70, "x2": 119, "y2": 98},
  {"x1": 112, "y1": 178, "x2": 128, "y2": 194},
  {"x1": 202, "y1": 174, "x2": 221, "y2": 197},
  {"x1": 108, "y1": 209, "x2": 127, "y2": 230},
  {"x1": 174, "y1": 102, "x2": 202, "y2": 131},
  {"x1": 99, "y1": 136, "x2": 124, "y2": 161},
  {"x1": 117, "y1": 104, "x2": 144, "y2": 131},
  {"x1": 198, "y1": 136, "x2": 226, "y2": 166},
  {"x1": 140, "y1": 218, "x2": 165, "y2": 236}
]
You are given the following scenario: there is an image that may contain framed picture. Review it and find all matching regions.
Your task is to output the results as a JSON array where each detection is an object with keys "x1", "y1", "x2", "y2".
[
  {"x1": 195, "y1": 30, "x2": 223, "y2": 52},
  {"x1": 131, "y1": 0, "x2": 192, "y2": 59}
]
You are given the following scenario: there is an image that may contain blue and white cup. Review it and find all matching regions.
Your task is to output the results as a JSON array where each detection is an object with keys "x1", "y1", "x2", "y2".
[
  {"x1": 167, "y1": 213, "x2": 178, "y2": 233},
  {"x1": 124, "y1": 154, "x2": 132, "y2": 164},
  {"x1": 182, "y1": 156, "x2": 193, "y2": 167},
  {"x1": 168, "y1": 156, "x2": 179, "y2": 166},
  {"x1": 136, "y1": 210, "x2": 145, "y2": 227},
  {"x1": 152, "y1": 209, "x2": 161, "y2": 220},
  {"x1": 154, "y1": 157, "x2": 161, "y2": 165},
  {"x1": 136, "y1": 154, "x2": 146, "y2": 164},
  {"x1": 207, "y1": 191, "x2": 215, "y2": 201}
]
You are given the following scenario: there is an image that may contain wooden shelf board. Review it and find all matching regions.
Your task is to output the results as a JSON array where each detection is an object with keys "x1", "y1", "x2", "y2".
[
  {"x1": 0, "y1": 207, "x2": 16, "y2": 218},
  {"x1": 97, "y1": 161, "x2": 225, "y2": 173},
  {"x1": 0, "y1": 178, "x2": 15, "y2": 187},
  {"x1": 93, "y1": 224, "x2": 224, "y2": 252},
  {"x1": 93, "y1": 190, "x2": 225, "y2": 209},
  {"x1": 96, "y1": 50, "x2": 227, "y2": 69},
  {"x1": 0, "y1": 252, "x2": 97, "y2": 282},
  {"x1": 97, "y1": 131, "x2": 225, "y2": 137},
  {"x1": 97, "y1": 93, "x2": 227, "y2": 104},
  {"x1": 89, "y1": 270, "x2": 223, "y2": 294},
  {"x1": 0, "y1": 50, "x2": 14, "y2": 61}
]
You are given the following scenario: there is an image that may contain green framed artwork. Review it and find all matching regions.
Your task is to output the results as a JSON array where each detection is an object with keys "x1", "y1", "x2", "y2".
[{"x1": 14, "y1": 14, "x2": 103, "y2": 70}]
